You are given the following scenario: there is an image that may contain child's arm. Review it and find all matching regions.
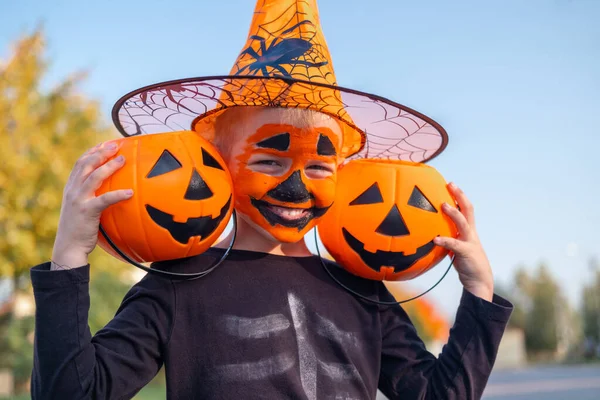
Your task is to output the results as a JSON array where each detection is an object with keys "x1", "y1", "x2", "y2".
[
  {"x1": 30, "y1": 262, "x2": 175, "y2": 399},
  {"x1": 378, "y1": 287, "x2": 512, "y2": 399},
  {"x1": 379, "y1": 183, "x2": 512, "y2": 399},
  {"x1": 30, "y1": 142, "x2": 172, "y2": 398}
]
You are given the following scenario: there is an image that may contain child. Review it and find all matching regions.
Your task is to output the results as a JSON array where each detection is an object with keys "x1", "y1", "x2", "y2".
[
  {"x1": 32, "y1": 105, "x2": 511, "y2": 399},
  {"x1": 31, "y1": 1, "x2": 512, "y2": 398}
]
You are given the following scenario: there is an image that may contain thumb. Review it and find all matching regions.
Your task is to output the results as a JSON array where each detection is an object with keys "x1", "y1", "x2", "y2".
[
  {"x1": 89, "y1": 189, "x2": 134, "y2": 215},
  {"x1": 434, "y1": 236, "x2": 467, "y2": 256}
]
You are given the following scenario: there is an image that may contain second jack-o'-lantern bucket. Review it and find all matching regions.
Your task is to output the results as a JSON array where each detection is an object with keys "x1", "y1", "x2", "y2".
[{"x1": 319, "y1": 159, "x2": 459, "y2": 281}]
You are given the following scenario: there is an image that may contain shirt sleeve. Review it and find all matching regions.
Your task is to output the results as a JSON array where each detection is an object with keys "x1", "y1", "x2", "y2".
[
  {"x1": 378, "y1": 287, "x2": 513, "y2": 400},
  {"x1": 30, "y1": 262, "x2": 175, "y2": 400}
]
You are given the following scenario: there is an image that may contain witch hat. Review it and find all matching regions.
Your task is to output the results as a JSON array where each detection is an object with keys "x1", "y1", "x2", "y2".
[{"x1": 112, "y1": 0, "x2": 448, "y2": 162}]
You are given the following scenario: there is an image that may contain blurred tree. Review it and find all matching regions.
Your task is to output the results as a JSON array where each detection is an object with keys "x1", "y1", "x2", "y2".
[
  {"x1": 0, "y1": 29, "x2": 135, "y2": 394},
  {"x1": 2, "y1": 272, "x2": 130, "y2": 391},
  {"x1": 507, "y1": 265, "x2": 532, "y2": 330},
  {"x1": 581, "y1": 258, "x2": 600, "y2": 346},
  {"x1": 88, "y1": 271, "x2": 131, "y2": 335},
  {"x1": 508, "y1": 263, "x2": 578, "y2": 359},
  {"x1": 0, "y1": 29, "x2": 129, "y2": 285},
  {"x1": 523, "y1": 264, "x2": 561, "y2": 354},
  {"x1": 5, "y1": 315, "x2": 34, "y2": 391}
]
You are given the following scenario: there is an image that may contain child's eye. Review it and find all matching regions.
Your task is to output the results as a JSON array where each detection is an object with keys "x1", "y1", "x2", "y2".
[
  {"x1": 255, "y1": 160, "x2": 281, "y2": 167},
  {"x1": 308, "y1": 164, "x2": 333, "y2": 172}
]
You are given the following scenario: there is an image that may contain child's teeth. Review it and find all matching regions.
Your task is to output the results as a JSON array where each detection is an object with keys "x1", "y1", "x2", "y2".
[{"x1": 270, "y1": 206, "x2": 306, "y2": 219}]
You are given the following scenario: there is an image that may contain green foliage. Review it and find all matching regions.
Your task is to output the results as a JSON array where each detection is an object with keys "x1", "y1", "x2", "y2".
[
  {"x1": 507, "y1": 263, "x2": 573, "y2": 356},
  {"x1": 507, "y1": 266, "x2": 532, "y2": 331},
  {"x1": 0, "y1": 312, "x2": 12, "y2": 370},
  {"x1": 133, "y1": 384, "x2": 167, "y2": 400},
  {"x1": 524, "y1": 265, "x2": 560, "y2": 353},
  {"x1": 88, "y1": 270, "x2": 131, "y2": 335},
  {"x1": 0, "y1": 395, "x2": 31, "y2": 400},
  {"x1": 581, "y1": 258, "x2": 600, "y2": 343},
  {"x1": 5, "y1": 316, "x2": 34, "y2": 388},
  {"x1": 1, "y1": 267, "x2": 132, "y2": 395}
]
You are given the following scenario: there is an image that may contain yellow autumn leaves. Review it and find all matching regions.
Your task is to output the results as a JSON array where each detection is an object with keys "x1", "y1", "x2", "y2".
[{"x1": 0, "y1": 31, "x2": 129, "y2": 283}]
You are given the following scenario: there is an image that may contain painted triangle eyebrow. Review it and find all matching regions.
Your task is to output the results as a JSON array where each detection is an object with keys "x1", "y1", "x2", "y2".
[
  {"x1": 256, "y1": 132, "x2": 290, "y2": 151},
  {"x1": 317, "y1": 133, "x2": 337, "y2": 156}
]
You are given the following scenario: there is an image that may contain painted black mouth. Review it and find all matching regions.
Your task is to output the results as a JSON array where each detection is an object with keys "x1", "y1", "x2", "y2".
[
  {"x1": 342, "y1": 228, "x2": 435, "y2": 273},
  {"x1": 250, "y1": 197, "x2": 330, "y2": 231},
  {"x1": 146, "y1": 196, "x2": 231, "y2": 244}
]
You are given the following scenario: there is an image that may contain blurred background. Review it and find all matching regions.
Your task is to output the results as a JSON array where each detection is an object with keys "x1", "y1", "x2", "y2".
[{"x1": 0, "y1": 0, "x2": 598, "y2": 399}]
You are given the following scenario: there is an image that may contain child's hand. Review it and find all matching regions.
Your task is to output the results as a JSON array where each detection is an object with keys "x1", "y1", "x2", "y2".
[
  {"x1": 51, "y1": 142, "x2": 133, "y2": 270},
  {"x1": 433, "y1": 183, "x2": 494, "y2": 302}
]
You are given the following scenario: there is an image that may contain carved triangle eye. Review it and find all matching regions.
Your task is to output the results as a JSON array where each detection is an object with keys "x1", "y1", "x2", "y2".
[
  {"x1": 184, "y1": 168, "x2": 213, "y2": 200},
  {"x1": 350, "y1": 183, "x2": 383, "y2": 205},
  {"x1": 147, "y1": 150, "x2": 182, "y2": 178},
  {"x1": 202, "y1": 148, "x2": 224, "y2": 170},
  {"x1": 407, "y1": 186, "x2": 437, "y2": 213}
]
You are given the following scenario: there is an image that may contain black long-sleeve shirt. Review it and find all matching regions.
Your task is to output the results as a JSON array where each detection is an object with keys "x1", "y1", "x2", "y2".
[{"x1": 31, "y1": 248, "x2": 512, "y2": 399}]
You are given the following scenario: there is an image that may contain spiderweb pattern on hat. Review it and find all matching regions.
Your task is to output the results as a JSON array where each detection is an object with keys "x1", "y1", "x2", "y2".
[{"x1": 112, "y1": 0, "x2": 448, "y2": 162}]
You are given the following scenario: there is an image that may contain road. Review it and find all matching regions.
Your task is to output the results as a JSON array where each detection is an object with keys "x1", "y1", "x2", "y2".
[
  {"x1": 483, "y1": 364, "x2": 600, "y2": 399},
  {"x1": 375, "y1": 364, "x2": 600, "y2": 399}
]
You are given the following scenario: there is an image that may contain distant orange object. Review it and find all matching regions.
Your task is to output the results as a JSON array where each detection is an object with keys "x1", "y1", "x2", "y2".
[
  {"x1": 385, "y1": 283, "x2": 450, "y2": 342},
  {"x1": 96, "y1": 131, "x2": 233, "y2": 263},
  {"x1": 319, "y1": 159, "x2": 458, "y2": 281}
]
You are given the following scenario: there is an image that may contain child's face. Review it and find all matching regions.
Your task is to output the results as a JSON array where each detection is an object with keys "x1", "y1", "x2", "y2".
[{"x1": 226, "y1": 108, "x2": 342, "y2": 243}]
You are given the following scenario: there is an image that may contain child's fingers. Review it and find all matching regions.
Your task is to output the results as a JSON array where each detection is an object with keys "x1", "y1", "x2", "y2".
[
  {"x1": 447, "y1": 182, "x2": 476, "y2": 228},
  {"x1": 73, "y1": 143, "x2": 120, "y2": 183},
  {"x1": 88, "y1": 189, "x2": 134, "y2": 214},
  {"x1": 433, "y1": 236, "x2": 467, "y2": 255},
  {"x1": 441, "y1": 202, "x2": 474, "y2": 241},
  {"x1": 81, "y1": 155, "x2": 126, "y2": 195}
]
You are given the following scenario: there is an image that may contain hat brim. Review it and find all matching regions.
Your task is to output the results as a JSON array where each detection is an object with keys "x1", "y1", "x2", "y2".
[{"x1": 112, "y1": 75, "x2": 448, "y2": 163}]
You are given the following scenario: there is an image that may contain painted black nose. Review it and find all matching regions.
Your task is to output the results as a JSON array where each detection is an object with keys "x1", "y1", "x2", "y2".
[
  {"x1": 184, "y1": 168, "x2": 213, "y2": 200},
  {"x1": 267, "y1": 170, "x2": 313, "y2": 203},
  {"x1": 376, "y1": 205, "x2": 410, "y2": 237}
]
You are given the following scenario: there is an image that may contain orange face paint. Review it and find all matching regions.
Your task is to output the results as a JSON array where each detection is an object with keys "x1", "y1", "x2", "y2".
[{"x1": 232, "y1": 123, "x2": 339, "y2": 242}]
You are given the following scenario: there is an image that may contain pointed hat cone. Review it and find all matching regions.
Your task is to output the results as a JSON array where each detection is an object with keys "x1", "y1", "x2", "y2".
[{"x1": 112, "y1": 0, "x2": 448, "y2": 161}]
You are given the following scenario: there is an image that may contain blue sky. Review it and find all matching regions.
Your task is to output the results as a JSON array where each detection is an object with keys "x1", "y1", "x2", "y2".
[{"x1": 2, "y1": 0, "x2": 599, "y2": 316}]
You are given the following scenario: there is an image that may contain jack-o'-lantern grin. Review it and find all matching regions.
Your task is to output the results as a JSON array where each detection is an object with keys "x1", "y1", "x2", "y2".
[
  {"x1": 342, "y1": 227, "x2": 436, "y2": 273},
  {"x1": 146, "y1": 197, "x2": 232, "y2": 245}
]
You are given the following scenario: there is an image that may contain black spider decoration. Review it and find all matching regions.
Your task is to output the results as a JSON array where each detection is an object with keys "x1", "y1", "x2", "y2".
[{"x1": 235, "y1": 34, "x2": 328, "y2": 78}]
